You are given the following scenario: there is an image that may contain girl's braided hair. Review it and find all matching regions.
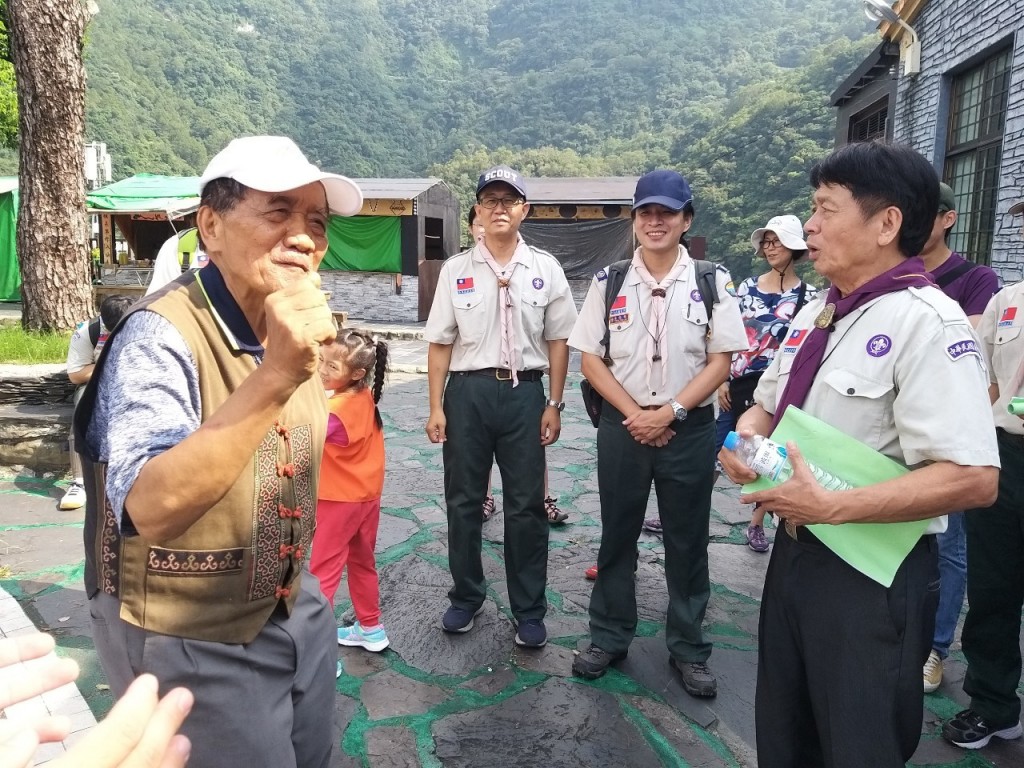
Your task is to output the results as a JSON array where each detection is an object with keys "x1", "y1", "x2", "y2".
[{"x1": 333, "y1": 328, "x2": 389, "y2": 428}]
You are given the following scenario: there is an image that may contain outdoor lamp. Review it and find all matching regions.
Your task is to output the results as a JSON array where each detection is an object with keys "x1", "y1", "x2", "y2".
[{"x1": 863, "y1": 0, "x2": 921, "y2": 76}]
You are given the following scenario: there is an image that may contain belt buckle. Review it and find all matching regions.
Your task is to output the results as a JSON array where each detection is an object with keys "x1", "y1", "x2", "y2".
[
  {"x1": 785, "y1": 519, "x2": 798, "y2": 540},
  {"x1": 495, "y1": 368, "x2": 512, "y2": 381}
]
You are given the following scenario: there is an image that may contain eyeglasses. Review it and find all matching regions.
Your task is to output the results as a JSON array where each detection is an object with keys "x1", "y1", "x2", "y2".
[
  {"x1": 478, "y1": 197, "x2": 524, "y2": 210},
  {"x1": 761, "y1": 238, "x2": 783, "y2": 249}
]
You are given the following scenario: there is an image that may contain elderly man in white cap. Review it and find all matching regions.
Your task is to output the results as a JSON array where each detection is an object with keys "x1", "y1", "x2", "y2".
[{"x1": 74, "y1": 136, "x2": 362, "y2": 767}]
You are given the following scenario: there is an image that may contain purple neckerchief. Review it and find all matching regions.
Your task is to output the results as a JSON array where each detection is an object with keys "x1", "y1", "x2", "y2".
[{"x1": 771, "y1": 256, "x2": 934, "y2": 430}]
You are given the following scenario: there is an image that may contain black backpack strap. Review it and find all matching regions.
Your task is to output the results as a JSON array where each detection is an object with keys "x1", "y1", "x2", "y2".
[
  {"x1": 936, "y1": 260, "x2": 976, "y2": 289},
  {"x1": 692, "y1": 259, "x2": 719, "y2": 321},
  {"x1": 793, "y1": 281, "x2": 808, "y2": 316},
  {"x1": 88, "y1": 316, "x2": 101, "y2": 347},
  {"x1": 600, "y1": 259, "x2": 632, "y2": 363}
]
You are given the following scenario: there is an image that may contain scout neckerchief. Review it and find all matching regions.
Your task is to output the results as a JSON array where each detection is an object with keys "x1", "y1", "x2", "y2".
[
  {"x1": 771, "y1": 256, "x2": 934, "y2": 429},
  {"x1": 632, "y1": 246, "x2": 689, "y2": 392},
  {"x1": 478, "y1": 235, "x2": 529, "y2": 387}
]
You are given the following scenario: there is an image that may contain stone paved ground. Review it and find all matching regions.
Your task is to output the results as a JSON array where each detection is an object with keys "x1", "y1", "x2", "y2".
[{"x1": 2, "y1": 371, "x2": 1023, "y2": 767}]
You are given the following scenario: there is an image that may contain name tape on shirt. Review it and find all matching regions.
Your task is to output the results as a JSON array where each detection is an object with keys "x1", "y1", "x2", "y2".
[
  {"x1": 782, "y1": 328, "x2": 808, "y2": 354},
  {"x1": 609, "y1": 294, "x2": 629, "y2": 324},
  {"x1": 946, "y1": 339, "x2": 981, "y2": 362},
  {"x1": 456, "y1": 277, "x2": 475, "y2": 294},
  {"x1": 999, "y1": 306, "x2": 1017, "y2": 328}
]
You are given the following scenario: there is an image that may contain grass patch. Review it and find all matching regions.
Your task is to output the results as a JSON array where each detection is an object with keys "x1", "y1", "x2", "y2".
[{"x1": 0, "y1": 326, "x2": 72, "y2": 364}]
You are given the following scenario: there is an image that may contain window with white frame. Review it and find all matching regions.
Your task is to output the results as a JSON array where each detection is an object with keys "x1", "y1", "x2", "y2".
[{"x1": 943, "y1": 48, "x2": 1011, "y2": 265}]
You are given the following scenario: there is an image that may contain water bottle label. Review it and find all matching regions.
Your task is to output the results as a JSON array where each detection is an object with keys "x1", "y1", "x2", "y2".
[{"x1": 750, "y1": 440, "x2": 787, "y2": 482}]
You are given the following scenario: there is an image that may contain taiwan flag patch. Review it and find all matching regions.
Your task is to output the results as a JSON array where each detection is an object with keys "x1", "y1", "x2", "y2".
[
  {"x1": 782, "y1": 328, "x2": 808, "y2": 354},
  {"x1": 999, "y1": 306, "x2": 1017, "y2": 328},
  {"x1": 456, "y1": 277, "x2": 475, "y2": 294},
  {"x1": 609, "y1": 294, "x2": 628, "y2": 321}
]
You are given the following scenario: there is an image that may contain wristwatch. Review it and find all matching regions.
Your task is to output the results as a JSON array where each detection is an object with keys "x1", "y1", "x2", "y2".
[
  {"x1": 669, "y1": 399, "x2": 688, "y2": 422},
  {"x1": 545, "y1": 399, "x2": 565, "y2": 412}
]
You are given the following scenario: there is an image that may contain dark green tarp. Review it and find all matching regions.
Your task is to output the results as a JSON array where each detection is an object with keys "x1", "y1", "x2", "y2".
[
  {"x1": 0, "y1": 182, "x2": 20, "y2": 302},
  {"x1": 322, "y1": 216, "x2": 400, "y2": 272}
]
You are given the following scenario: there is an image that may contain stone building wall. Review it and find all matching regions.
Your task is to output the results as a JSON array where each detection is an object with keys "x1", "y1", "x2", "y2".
[{"x1": 891, "y1": 0, "x2": 1024, "y2": 281}]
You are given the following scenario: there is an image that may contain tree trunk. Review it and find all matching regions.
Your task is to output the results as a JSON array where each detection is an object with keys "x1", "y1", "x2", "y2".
[{"x1": 8, "y1": 0, "x2": 89, "y2": 332}]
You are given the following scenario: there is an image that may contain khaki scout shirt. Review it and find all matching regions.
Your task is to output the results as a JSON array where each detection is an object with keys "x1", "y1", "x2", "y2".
[
  {"x1": 755, "y1": 286, "x2": 999, "y2": 533},
  {"x1": 976, "y1": 280, "x2": 1024, "y2": 435},
  {"x1": 424, "y1": 241, "x2": 578, "y2": 371},
  {"x1": 567, "y1": 250, "x2": 747, "y2": 405}
]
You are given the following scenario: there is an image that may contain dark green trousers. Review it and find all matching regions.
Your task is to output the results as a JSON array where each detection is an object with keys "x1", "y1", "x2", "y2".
[
  {"x1": 589, "y1": 403, "x2": 715, "y2": 661},
  {"x1": 963, "y1": 428, "x2": 1024, "y2": 726},
  {"x1": 442, "y1": 372, "x2": 548, "y2": 621}
]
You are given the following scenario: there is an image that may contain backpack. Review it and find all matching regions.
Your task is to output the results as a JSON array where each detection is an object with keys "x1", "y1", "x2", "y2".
[
  {"x1": 87, "y1": 316, "x2": 101, "y2": 347},
  {"x1": 579, "y1": 258, "x2": 720, "y2": 427}
]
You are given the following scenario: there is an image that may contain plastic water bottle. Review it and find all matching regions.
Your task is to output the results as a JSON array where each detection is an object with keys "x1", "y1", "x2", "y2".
[{"x1": 722, "y1": 431, "x2": 852, "y2": 491}]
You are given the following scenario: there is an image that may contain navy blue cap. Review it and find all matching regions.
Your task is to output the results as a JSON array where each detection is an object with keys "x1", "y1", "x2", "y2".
[
  {"x1": 476, "y1": 165, "x2": 528, "y2": 200},
  {"x1": 632, "y1": 170, "x2": 693, "y2": 212}
]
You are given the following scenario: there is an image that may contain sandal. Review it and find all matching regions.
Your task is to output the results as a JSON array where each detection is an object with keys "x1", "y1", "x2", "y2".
[
  {"x1": 545, "y1": 496, "x2": 569, "y2": 525},
  {"x1": 482, "y1": 495, "x2": 497, "y2": 521}
]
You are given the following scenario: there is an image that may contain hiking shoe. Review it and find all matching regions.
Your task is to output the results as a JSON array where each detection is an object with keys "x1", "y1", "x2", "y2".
[
  {"x1": 514, "y1": 619, "x2": 547, "y2": 648},
  {"x1": 571, "y1": 644, "x2": 626, "y2": 680},
  {"x1": 671, "y1": 658, "x2": 718, "y2": 698},
  {"x1": 642, "y1": 517, "x2": 662, "y2": 534},
  {"x1": 337, "y1": 622, "x2": 390, "y2": 652},
  {"x1": 746, "y1": 524, "x2": 769, "y2": 553},
  {"x1": 942, "y1": 709, "x2": 1023, "y2": 749},
  {"x1": 442, "y1": 604, "x2": 484, "y2": 633},
  {"x1": 59, "y1": 483, "x2": 86, "y2": 511},
  {"x1": 584, "y1": 564, "x2": 598, "y2": 580},
  {"x1": 923, "y1": 649, "x2": 943, "y2": 693}
]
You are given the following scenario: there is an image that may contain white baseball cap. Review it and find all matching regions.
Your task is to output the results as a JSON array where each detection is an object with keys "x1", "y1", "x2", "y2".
[
  {"x1": 750, "y1": 214, "x2": 808, "y2": 256},
  {"x1": 199, "y1": 136, "x2": 363, "y2": 216}
]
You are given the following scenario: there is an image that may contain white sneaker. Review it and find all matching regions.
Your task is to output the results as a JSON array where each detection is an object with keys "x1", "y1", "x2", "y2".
[
  {"x1": 59, "y1": 483, "x2": 86, "y2": 511},
  {"x1": 923, "y1": 649, "x2": 943, "y2": 693}
]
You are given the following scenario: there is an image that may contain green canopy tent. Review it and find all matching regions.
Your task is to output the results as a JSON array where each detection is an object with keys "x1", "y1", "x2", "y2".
[{"x1": 0, "y1": 177, "x2": 20, "y2": 302}]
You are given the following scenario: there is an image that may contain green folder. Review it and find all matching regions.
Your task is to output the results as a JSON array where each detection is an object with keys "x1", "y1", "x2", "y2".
[{"x1": 743, "y1": 406, "x2": 928, "y2": 588}]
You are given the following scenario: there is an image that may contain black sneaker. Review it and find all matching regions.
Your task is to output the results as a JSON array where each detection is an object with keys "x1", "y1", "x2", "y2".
[
  {"x1": 442, "y1": 605, "x2": 484, "y2": 634},
  {"x1": 571, "y1": 644, "x2": 627, "y2": 679},
  {"x1": 942, "y1": 709, "x2": 1023, "y2": 749},
  {"x1": 670, "y1": 658, "x2": 718, "y2": 698},
  {"x1": 514, "y1": 619, "x2": 547, "y2": 648}
]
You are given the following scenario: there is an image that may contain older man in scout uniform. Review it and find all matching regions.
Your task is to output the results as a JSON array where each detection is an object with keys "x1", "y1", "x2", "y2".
[
  {"x1": 567, "y1": 169, "x2": 747, "y2": 694},
  {"x1": 942, "y1": 196, "x2": 1024, "y2": 751},
  {"x1": 425, "y1": 164, "x2": 578, "y2": 648},
  {"x1": 76, "y1": 136, "x2": 360, "y2": 767},
  {"x1": 720, "y1": 142, "x2": 999, "y2": 767}
]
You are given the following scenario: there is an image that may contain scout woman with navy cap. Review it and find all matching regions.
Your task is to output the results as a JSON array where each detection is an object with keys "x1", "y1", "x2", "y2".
[{"x1": 567, "y1": 170, "x2": 746, "y2": 694}]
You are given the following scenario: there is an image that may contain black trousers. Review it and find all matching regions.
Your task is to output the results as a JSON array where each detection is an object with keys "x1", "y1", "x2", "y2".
[
  {"x1": 963, "y1": 428, "x2": 1024, "y2": 726},
  {"x1": 589, "y1": 403, "x2": 716, "y2": 661},
  {"x1": 756, "y1": 529, "x2": 938, "y2": 767},
  {"x1": 442, "y1": 372, "x2": 548, "y2": 620}
]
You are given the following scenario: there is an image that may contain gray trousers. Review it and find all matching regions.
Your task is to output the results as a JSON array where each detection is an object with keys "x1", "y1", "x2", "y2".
[{"x1": 89, "y1": 571, "x2": 337, "y2": 768}]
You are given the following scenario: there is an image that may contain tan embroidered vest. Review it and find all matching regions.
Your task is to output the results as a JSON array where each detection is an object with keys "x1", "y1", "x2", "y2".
[{"x1": 78, "y1": 274, "x2": 325, "y2": 643}]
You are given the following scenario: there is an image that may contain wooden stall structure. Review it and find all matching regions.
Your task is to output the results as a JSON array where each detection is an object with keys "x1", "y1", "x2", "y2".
[
  {"x1": 328, "y1": 178, "x2": 459, "y2": 321},
  {"x1": 86, "y1": 174, "x2": 200, "y2": 304}
]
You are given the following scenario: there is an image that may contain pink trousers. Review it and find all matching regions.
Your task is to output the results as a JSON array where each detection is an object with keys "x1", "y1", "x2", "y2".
[{"x1": 309, "y1": 498, "x2": 381, "y2": 626}]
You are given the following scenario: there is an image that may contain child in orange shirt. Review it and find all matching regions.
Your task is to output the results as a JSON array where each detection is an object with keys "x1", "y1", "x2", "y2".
[{"x1": 310, "y1": 330, "x2": 390, "y2": 652}]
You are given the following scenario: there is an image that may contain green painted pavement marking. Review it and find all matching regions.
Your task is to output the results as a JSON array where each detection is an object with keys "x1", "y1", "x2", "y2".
[
  {"x1": 618, "y1": 697, "x2": 689, "y2": 767},
  {"x1": 0, "y1": 521, "x2": 83, "y2": 531}
]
